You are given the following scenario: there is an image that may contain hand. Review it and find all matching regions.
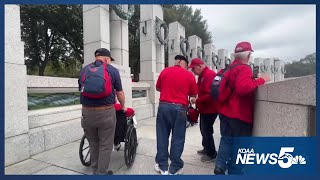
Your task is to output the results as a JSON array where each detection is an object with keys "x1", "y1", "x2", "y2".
[
  {"x1": 190, "y1": 97, "x2": 197, "y2": 104},
  {"x1": 260, "y1": 73, "x2": 271, "y2": 82},
  {"x1": 122, "y1": 107, "x2": 127, "y2": 112}
]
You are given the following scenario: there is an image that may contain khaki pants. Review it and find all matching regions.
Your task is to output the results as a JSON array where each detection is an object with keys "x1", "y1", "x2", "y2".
[{"x1": 81, "y1": 107, "x2": 116, "y2": 174}]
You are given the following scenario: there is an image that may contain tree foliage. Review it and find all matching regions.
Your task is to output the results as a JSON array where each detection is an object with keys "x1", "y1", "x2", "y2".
[
  {"x1": 21, "y1": 5, "x2": 211, "y2": 78},
  {"x1": 20, "y1": 5, "x2": 83, "y2": 76},
  {"x1": 163, "y1": 5, "x2": 212, "y2": 44},
  {"x1": 284, "y1": 53, "x2": 316, "y2": 78},
  {"x1": 128, "y1": 5, "x2": 141, "y2": 81}
]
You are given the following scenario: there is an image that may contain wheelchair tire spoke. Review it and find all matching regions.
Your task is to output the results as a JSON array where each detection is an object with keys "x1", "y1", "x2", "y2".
[
  {"x1": 84, "y1": 150, "x2": 90, "y2": 161},
  {"x1": 83, "y1": 146, "x2": 89, "y2": 151}
]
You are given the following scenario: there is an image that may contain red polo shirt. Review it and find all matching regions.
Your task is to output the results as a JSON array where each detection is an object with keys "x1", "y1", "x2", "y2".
[{"x1": 156, "y1": 65, "x2": 198, "y2": 106}]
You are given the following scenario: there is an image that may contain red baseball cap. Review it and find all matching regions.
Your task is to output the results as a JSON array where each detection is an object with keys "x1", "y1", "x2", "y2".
[
  {"x1": 188, "y1": 58, "x2": 204, "y2": 69},
  {"x1": 234, "y1": 42, "x2": 254, "y2": 53}
]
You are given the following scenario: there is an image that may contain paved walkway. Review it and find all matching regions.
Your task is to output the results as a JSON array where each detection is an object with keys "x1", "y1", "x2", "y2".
[{"x1": 5, "y1": 117, "x2": 221, "y2": 175}]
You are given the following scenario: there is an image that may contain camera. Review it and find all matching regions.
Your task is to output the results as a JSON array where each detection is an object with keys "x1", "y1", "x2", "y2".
[{"x1": 253, "y1": 65, "x2": 259, "y2": 78}]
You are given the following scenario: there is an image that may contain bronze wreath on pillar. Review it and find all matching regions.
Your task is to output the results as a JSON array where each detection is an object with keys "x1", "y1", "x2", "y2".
[
  {"x1": 110, "y1": 5, "x2": 135, "y2": 20},
  {"x1": 211, "y1": 53, "x2": 219, "y2": 67},
  {"x1": 197, "y1": 47, "x2": 205, "y2": 61},
  {"x1": 281, "y1": 66, "x2": 286, "y2": 74},
  {"x1": 260, "y1": 63, "x2": 268, "y2": 73},
  {"x1": 271, "y1": 65, "x2": 278, "y2": 74},
  {"x1": 155, "y1": 17, "x2": 169, "y2": 45},
  {"x1": 180, "y1": 36, "x2": 190, "y2": 57}
]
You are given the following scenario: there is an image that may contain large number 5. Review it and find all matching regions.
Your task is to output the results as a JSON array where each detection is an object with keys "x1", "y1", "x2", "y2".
[{"x1": 278, "y1": 147, "x2": 294, "y2": 168}]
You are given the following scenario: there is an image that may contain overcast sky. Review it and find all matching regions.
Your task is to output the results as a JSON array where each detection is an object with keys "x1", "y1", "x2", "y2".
[{"x1": 190, "y1": 5, "x2": 316, "y2": 62}]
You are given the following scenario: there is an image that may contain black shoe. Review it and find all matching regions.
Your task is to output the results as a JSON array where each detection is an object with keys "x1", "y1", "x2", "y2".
[
  {"x1": 107, "y1": 170, "x2": 113, "y2": 175},
  {"x1": 212, "y1": 151, "x2": 218, "y2": 159},
  {"x1": 214, "y1": 167, "x2": 225, "y2": 175},
  {"x1": 197, "y1": 149, "x2": 206, "y2": 155},
  {"x1": 201, "y1": 155, "x2": 214, "y2": 162}
]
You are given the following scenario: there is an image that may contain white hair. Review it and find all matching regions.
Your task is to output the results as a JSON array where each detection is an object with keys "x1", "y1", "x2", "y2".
[{"x1": 234, "y1": 51, "x2": 251, "y2": 60}]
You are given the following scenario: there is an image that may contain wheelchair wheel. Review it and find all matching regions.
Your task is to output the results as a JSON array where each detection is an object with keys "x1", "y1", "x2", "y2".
[
  {"x1": 79, "y1": 134, "x2": 91, "y2": 167},
  {"x1": 124, "y1": 124, "x2": 137, "y2": 168}
]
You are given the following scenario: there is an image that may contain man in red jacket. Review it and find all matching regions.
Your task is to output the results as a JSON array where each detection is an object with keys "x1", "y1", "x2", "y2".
[
  {"x1": 214, "y1": 42, "x2": 270, "y2": 175},
  {"x1": 189, "y1": 58, "x2": 219, "y2": 163}
]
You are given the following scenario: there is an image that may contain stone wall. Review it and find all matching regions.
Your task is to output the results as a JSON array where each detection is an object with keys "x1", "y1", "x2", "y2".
[
  {"x1": 253, "y1": 75, "x2": 316, "y2": 136},
  {"x1": 132, "y1": 82, "x2": 153, "y2": 120},
  {"x1": 28, "y1": 105, "x2": 83, "y2": 155},
  {"x1": 5, "y1": 5, "x2": 30, "y2": 166}
]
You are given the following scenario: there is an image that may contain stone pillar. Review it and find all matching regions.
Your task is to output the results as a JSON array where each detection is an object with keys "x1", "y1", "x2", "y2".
[
  {"x1": 5, "y1": 5, "x2": 30, "y2": 166},
  {"x1": 217, "y1": 49, "x2": 228, "y2": 71},
  {"x1": 248, "y1": 56, "x2": 255, "y2": 72},
  {"x1": 83, "y1": 5, "x2": 110, "y2": 66},
  {"x1": 263, "y1": 58, "x2": 275, "y2": 83},
  {"x1": 274, "y1": 59, "x2": 281, "y2": 82},
  {"x1": 83, "y1": 5, "x2": 132, "y2": 107},
  {"x1": 110, "y1": 5, "x2": 129, "y2": 67},
  {"x1": 168, "y1": 22, "x2": 186, "y2": 67},
  {"x1": 140, "y1": 5, "x2": 165, "y2": 117},
  {"x1": 188, "y1": 35, "x2": 202, "y2": 60},
  {"x1": 280, "y1": 61, "x2": 286, "y2": 81},
  {"x1": 204, "y1": 44, "x2": 217, "y2": 72},
  {"x1": 156, "y1": 30, "x2": 165, "y2": 73},
  {"x1": 254, "y1": 57, "x2": 264, "y2": 73}
]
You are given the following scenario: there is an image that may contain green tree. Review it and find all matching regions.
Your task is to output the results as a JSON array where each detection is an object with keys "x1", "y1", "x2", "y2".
[
  {"x1": 284, "y1": 53, "x2": 316, "y2": 78},
  {"x1": 21, "y1": 5, "x2": 211, "y2": 79},
  {"x1": 129, "y1": 5, "x2": 213, "y2": 79},
  {"x1": 20, "y1": 5, "x2": 83, "y2": 76},
  {"x1": 129, "y1": 5, "x2": 140, "y2": 81},
  {"x1": 162, "y1": 5, "x2": 212, "y2": 67},
  {"x1": 163, "y1": 5, "x2": 212, "y2": 44}
]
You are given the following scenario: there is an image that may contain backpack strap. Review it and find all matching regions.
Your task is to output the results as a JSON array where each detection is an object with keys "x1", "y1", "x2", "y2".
[
  {"x1": 223, "y1": 63, "x2": 249, "y2": 74},
  {"x1": 223, "y1": 63, "x2": 250, "y2": 91}
]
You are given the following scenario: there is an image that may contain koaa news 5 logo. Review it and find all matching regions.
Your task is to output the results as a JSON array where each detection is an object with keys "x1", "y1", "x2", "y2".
[{"x1": 236, "y1": 147, "x2": 306, "y2": 168}]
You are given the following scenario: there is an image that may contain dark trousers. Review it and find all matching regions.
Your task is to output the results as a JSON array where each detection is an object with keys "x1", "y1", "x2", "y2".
[
  {"x1": 81, "y1": 107, "x2": 116, "y2": 175},
  {"x1": 155, "y1": 102, "x2": 187, "y2": 174},
  {"x1": 114, "y1": 111, "x2": 127, "y2": 145},
  {"x1": 200, "y1": 113, "x2": 218, "y2": 157},
  {"x1": 215, "y1": 114, "x2": 252, "y2": 174}
]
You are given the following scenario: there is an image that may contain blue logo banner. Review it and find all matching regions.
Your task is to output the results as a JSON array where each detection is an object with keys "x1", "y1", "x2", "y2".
[{"x1": 226, "y1": 137, "x2": 316, "y2": 175}]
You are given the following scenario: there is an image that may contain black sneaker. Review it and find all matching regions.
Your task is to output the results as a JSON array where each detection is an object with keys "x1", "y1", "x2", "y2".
[
  {"x1": 107, "y1": 170, "x2": 113, "y2": 175},
  {"x1": 197, "y1": 149, "x2": 206, "y2": 155},
  {"x1": 214, "y1": 167, "x2": 225, "y2": 175},
  {"x1": 201, "y1": 155, "x2": 214, "y2": 162}
]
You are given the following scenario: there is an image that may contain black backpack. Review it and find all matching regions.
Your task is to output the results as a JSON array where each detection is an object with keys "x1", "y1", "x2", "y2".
[{"x1": 210, "y1": 64, "x2": 249, "y2": 102}]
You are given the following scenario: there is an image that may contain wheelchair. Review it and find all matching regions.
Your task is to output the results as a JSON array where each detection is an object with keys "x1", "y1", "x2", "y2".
[{"x1": 79, "y1": 109, "x2": 138, "y2": 168}]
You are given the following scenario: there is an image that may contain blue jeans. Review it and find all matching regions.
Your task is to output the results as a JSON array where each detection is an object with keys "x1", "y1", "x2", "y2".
[
  {"x1": 215, "y1": 114, "x2": 252, "y2": 174},
  {"x1": 155, "y1": 102, "x2": 187, "y2": 174}
]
